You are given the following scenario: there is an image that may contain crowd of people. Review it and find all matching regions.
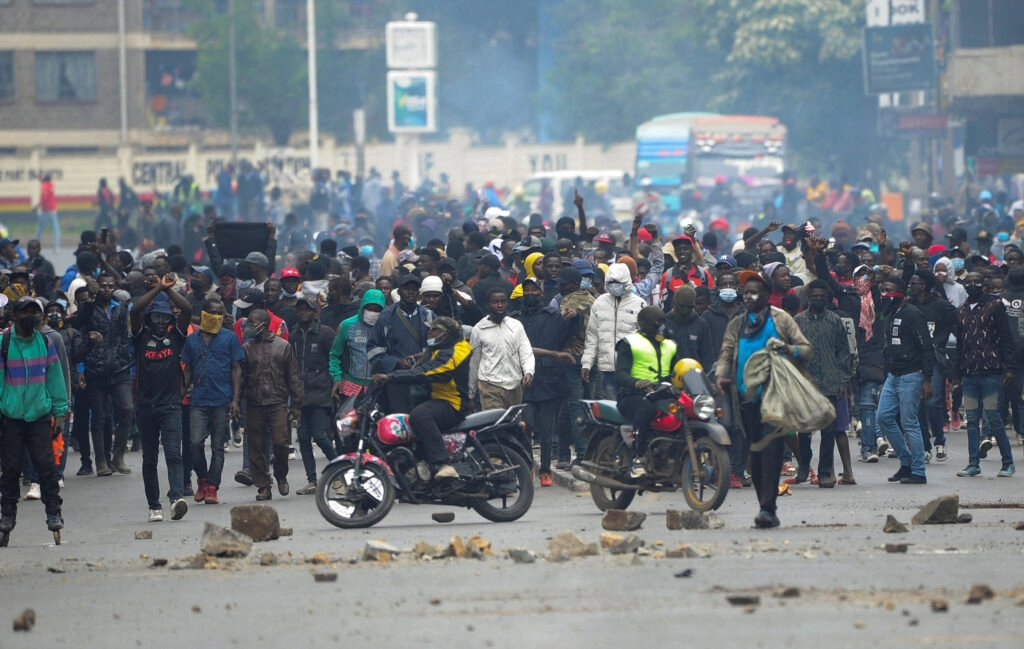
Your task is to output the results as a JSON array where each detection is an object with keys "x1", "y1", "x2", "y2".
[{"x1": 1, "y1": 164, "x2": 1022, "y2": 537}]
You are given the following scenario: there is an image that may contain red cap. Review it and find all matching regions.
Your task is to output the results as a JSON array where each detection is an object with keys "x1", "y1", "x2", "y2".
[
  {"x1": 927, "y1": 244, "x2": 948, "y2": 257},
  {"x1": 672, "y1": 234, "x2": 694, "y2": 247},
  {"x1": 637, "y1": 228, "x2": 652, "y2": 242},
  {"x1": 280, "y1": 267, "x2": 301, "y2": 279},
  {"x1": 596, "y1": 234, "x2": 614, "y2": 244},
  {"x1": 709, "y1": 218, "x2": 729, "y2": 232},
  {"x1": 714, "y1": 175, "x2": 726, "y2": 184}
]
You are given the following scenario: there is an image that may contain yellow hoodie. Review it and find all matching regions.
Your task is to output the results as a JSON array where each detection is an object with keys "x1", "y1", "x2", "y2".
[{"x1": 510, "y1": 252, "x2": 544, "y2": 299}]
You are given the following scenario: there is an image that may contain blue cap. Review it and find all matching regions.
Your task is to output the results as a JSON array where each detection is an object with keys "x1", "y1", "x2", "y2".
[
  {"x1": 715, "y1": 254, "x2": 737, "y2": 268},
  {"x1": 979, "y1": 190, "x2": 993, "y2": 201},
  {"x1": 572, "y1": 259, "x2": 595, "y2": 276},
  {"x1": 145, "y1": 293, "x2": 174, "y2": 317}
]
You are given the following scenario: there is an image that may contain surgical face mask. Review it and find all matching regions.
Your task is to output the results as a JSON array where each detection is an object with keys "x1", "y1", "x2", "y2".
[
  {"x1": 607, "y1": 282, "x2": 625, "y2": 297},
  {"x1": 282, "y1": 290, "x2": 298, "y2": 298},
  {"x1": 718, "y1": 288, "x2": 738, "y2": 303},
  {"x1": 950, "y1": 258, "x2": 965, "y2": 272},
  {"x1": 244, "y1": 323, "x2": 266, "y2": 339},
  {"x1": 426, "y1": 336, "x2": 439, "y2": 347},
  {"x1": 580, "y1": 277, "x2": 593, "y2": 291},
  {"x1": 362, "y1": 310, "x2": 380, "y2": 326},
  {"x1": 360, "y1": 245, "x2": 374, "y2": 257}
]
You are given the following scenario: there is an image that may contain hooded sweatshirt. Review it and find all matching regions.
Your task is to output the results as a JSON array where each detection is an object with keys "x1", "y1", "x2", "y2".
[
  {"x1": 0, "y1": 329, "x2": 69, "y2": 422},
  {"x1": 330, "y1": 289, "x2": 386, "y2": 387},
  {"x1": 934, "y1": 257, "x2": 967, "y2": 307},
  {"x1": 510, "y1": 252, "x2": 544, "y2": 300}
]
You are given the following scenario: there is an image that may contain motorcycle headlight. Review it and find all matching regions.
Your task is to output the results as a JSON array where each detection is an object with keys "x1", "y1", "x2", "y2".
[
  {"x1": 694, "y1": 395, "x2": 716, "y2": 421},
  {"x1": 336, "y1": 410, "x2": 358, "y2": 433}
]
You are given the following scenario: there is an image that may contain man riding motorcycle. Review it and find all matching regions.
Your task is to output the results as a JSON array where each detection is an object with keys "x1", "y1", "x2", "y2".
[
  {"x1": 614, "y1": 306, "x2": 677, "y2": 478},
  {"x1": 371, "y1": 317, "x2": 472, "y2": 480}
]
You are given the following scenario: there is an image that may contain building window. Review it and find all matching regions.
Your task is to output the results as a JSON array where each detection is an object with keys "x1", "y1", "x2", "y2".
[
  {"x1": 0, "y1": 52, "x2": 13, "y2": 100},
  {"x1": 36, "y1": 51, "x2": 96, "y2": 101},
  {"x1": 959, "y1": 0, "x2": 1024, "y2": 48}
]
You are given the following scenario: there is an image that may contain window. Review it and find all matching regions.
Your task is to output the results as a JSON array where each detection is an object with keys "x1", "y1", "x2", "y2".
[
  {"x1": 959, "y1": 0, "x2": 1024, "y2": 48},
  {"x1": 35, "y1": 51, "x2": 96, "y2": 101},
  {"x1": 0, "y1": 52, "x2": 12, "y2": 100}
]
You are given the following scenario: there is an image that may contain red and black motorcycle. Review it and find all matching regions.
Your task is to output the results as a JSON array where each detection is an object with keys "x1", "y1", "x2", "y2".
[{"x1": 572, "y1": 359, "x2": 732, "y2": 512}]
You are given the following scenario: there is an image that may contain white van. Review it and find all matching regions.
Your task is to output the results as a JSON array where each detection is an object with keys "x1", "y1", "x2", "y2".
[{"x1": 521, "y1": 170, "x2": 632, "y2": 221}]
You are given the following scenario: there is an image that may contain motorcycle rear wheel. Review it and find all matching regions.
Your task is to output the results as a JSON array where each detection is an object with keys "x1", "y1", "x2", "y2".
[
  {"x1": 589, "y1": 435, "x2": 636, "y2": 511},
  {"x1": 681, "y1": 437, "x2": 730, "y2": 512},
  {"x1": 469, "y1": 444, "x2": 534, "y2": 523},
  {"x1": 316, "y1": 460, "x2": 395, "y2": 529}
]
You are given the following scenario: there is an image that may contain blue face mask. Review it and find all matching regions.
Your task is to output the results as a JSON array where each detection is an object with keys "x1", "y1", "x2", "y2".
[
  {"x1": 580, "y1": 277, "x2": 593, "y2": 291},
  {"x1": 951, "y1": 258, "x2": 965, "y2": 272},
  {"x1": 718, "y1": 288, "x2": 738, "y2": 303},
  {"x1": 360, "y1": 245, "x2": 374, "y2": 257}
]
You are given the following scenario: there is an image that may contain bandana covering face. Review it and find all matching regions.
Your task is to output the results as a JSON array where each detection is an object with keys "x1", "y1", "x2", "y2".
[
  {"x1": 853, "y1": 275, "x2": 875, "y2": 341},
  {"x1": 200, "y1": 311, "x2": 224, "y2": 334}
]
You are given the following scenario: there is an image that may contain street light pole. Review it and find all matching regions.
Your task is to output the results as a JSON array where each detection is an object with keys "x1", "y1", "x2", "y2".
[
  {"x1": 117, "y1": 0, "x2": 127, "y2": 143},
  {"x1": 229, "y1": 0, "x2": 238, "y2": 167},
  {"x1": 307, "y1": 0, "x2": 320, "y2": 169}
]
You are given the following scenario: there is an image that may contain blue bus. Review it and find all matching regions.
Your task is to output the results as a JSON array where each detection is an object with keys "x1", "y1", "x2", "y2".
[{"x1": 635, "y1": 112, "x2": 718, "y2": 213}]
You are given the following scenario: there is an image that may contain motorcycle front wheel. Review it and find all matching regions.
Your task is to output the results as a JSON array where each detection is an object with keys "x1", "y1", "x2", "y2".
[
  {"x1": 316, "y1": 459, "x2": 396, "y2": 529},
  {"x1": 469, "y1": 444, "x2": 534, "y2": 523},
  {"x1": 589, "y1": 435, "x2": 636, "y2": 511},
  {"x1": 681, "y1": 437, "x2": 730, "y2": 512}
]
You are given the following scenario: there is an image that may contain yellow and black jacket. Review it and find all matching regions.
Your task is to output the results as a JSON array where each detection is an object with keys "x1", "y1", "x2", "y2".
[{"x1": 388, "y1": 337, "x2": 473, "y2": 413}]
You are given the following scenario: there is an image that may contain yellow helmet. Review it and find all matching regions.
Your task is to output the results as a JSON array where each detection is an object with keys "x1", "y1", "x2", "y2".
[
  {"x1": 672, "y1": 358, "x2": 704, "y2": 389},
  {"x1": 595, "y1": 179, "x2": 609, "y2": 194}
]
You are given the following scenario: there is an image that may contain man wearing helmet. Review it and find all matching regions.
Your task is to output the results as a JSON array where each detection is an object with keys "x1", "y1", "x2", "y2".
[{"x1": 372, "y1": 317, "x2": 472, "y2": 480}]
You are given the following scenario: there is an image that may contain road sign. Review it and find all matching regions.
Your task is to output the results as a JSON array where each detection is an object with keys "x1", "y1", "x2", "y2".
[
  {"x1": 890, "y1": 0, "x2": 926, "y2": 24},
  {"x1": 387, "y1": 71, "x2": 436, "y2": 134},
  {"x1": 386, "y1": 21, "x2": 436, "y2": 69},
  {"x1": 863, "y1": 24, "x2": 937, "y2": 94}
]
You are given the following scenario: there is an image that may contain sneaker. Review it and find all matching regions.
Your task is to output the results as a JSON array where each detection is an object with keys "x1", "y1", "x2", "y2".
[
  {"x1": 76, "y1": 464, "x2": 93, "y2": 476},
  {"x1": 886, "y1": 448, "x2": 897, "y2": 458},
  {"x1": 58, "y1": 479, "x2": 64, "y2": 489},
  {"x1": 925, "y1": 450, "x2": 932, "y2": 464},
  {"x1": 232, "y1": 422, "x2": 243, "y2": 447},
  {"x1": 935, "y1": 445, "x2": 947, "y2": 462},
  {"x1": 730, "y1": 473, "x2": 744, "y2": 489},
  {"x1": 194, "y1": 479, "x2": 207, "y2": 503},
  {"x1": 888, "y1": 465, "x2": 912, "y2": 482},
  {"x1": 433, "y1": 464, "x2": 458, "y2": 480},
  {"x1": 555, "y1": 460, "x2": 571, "y2": 471},
  {"x1": 629, "y1": 458, "x2": 647, "y2": 479},
  {"x1": 148, "y1": 508, "x2": 164, "y2": 522},
  {"x1": 539, "y1": 473, "x2": 554, "y2": 487},
  {"x1": 877, "y1": 438, "x2": 890, "y2": 456},
  {"x1": 25, "y1": 483, "x2": 41, "y2": 500},
  {"x1": 781, "y1": 461, "x2": 797, "y2": 477},
  {"x1": 997, "y1": 463, "x2": 1016, "y2": 478},
  {"x1": 170, "y1": 498, "x2": 188, "y2": 520},
  {"x1": 754, "y1": 510, "x2": 780, "y2": 529},
  {"x1": 204, "y1": 485, "x2": 219, "y2": 504},
  {"x1": 256, "y1": 487, "x2": 273, "y2": 501},
  {"x1": 288, "y1": 447, "x2": 297, "y2": 461},
  {"x1": 277, "y1": 479, "x2": 289, "y2": 496},
  {"x1": 900, "y1": 473, "x2": 927, "y2": 484},
  {"x1": 979, "y1": 438, "x2": 993, "y2": 459},
  {"x1": 234, "y1": 468, "x2": 254, "y2": 486},
  {"x1": 183, "y1": 479, "x2": 194, "y2": 497},
  {"x1": 46, "y1": 513, "x2": 63, "y2": 531},
  {"x1": 296, "y1": 481, "x2": 317, "y2": 495},
  {"x1": 859, "y1": 452, "x2": 879, "y2": 463},
  {"x1": 956, "y1": 465, "x2": 981, "y2": 477},
  {"x1": 950, "y1": 412, "x2": 961, "y2": 430}
]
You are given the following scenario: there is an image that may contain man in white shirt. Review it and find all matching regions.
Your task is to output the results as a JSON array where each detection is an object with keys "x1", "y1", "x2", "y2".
[{"x1": 469, "y1": 287, "x2": 534, "y2": 410}]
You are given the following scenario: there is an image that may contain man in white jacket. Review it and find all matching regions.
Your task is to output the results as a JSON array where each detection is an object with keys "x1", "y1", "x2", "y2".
[
  {"x1": 470, "y1": 286, "x2": 535, "y2": 410},
  {"x1": 581, "y1": 263, "x2": 643, "y2": 399}
]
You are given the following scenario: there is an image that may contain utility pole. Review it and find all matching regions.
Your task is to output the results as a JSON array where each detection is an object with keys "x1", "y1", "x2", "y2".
[
  {"x1": 307, "y1": 0, "x2": 320, "y2": 169},
  {"x1": 117, "y1": 0, "x2": 127, "y2": 143},
  {"x1": 229, "y1": 0, "x2": 238, "y2": 168}
]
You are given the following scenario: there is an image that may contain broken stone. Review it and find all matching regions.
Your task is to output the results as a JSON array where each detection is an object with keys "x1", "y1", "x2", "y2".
[
  {"x1": 432, "y1": 512, "x2": 455, "y2": 523},
  {"x1": 188, "y1": 554, "x2": 207, "y2": 569},
  {"x1": 362, "y1": 540, "x2": 400, "y2": 562},
  {"x1": 884, "y1": 543, "x2": 909, "y2": 554},
  {"x1": 600, "y1": 532, "x2": 625, "y2": 548},
  {"x1": 674, "y1": 569, "x2": 693, "y2": 578},
  {"x1": 277, "y1": 527, "x2": 293, "y2": 537},
  {"x1": 726, "y1": 595, "x2": 760, "y2": 607},
  {"x1": 602, "y1": 509, "x2": 645, "y2": 531},
  {"x1": 607, "y1": 534, "x2": 644, "y2": 555},
  {"x1": 547, "y1": 531, "x2": 600, "y2": 561},
  {"x1": 151, "y1": 558, "x2": 168, "y2": 568},
  {"x1": 448, "y1": 536, "x2": 467, "y2": 558},
  {"x1": 1013, "y1": 521, "x2": 1024, "y2": 531},
  {"x1": 466, "y1": 535, "x2": 493, "y2": 558},
  {"x1": 665, "y1": 545, "x2": 700, "y2": 559},
  {"x1": 956, "y1": 513, "x2": 973, "y2": 524},
  {"x1": 930, "y1": 598, "x2": 949, "y2": 612},
  {"x1": 911, "y1": 494, "x2": 959, "y2": 525},
  {"x1": 412, "y1": 541, "x2": 439, "y2": 557},
  {"x1": 134, "y1": 530, "x2": 153, "y2": 540},
  {"x1": 230, "y1": 504, "x2": 280, "y2": 542},
  {"x1": 200, "y1": 522, "x2": 253, "y2": 558},
  {"x1": 46, "y1": 565, "x2": 65, "y2": 574},
  {"x1": 506, "y1": 548, "x2": 536, "y2": 564},
  {"x1": 313, "y1": 572, "x2": 338, "y2": 583},
  {"x1": 666, "y1": 510, "x2": 684, "y2": 530},
  {"x1": 883, "y1": 515, "x2": 909, "y2": 534},
  {"x1": 191, "y1": 605, "x2": 201, "y2": 614},
  {"x1": 308, "y1": 552, "x2": 332, "y2": 565},
  {"x1": 259, "y1": 553, "x2": 278, "y2": 566},
  {"x1": 12, "y1": 608, "x2": 35, "y2": 632},
  {"x1": 776, "y1": 587, "x2": 801, "y2": 598},
  {"x1": 966, "y1": 584, "x2": 995, "y2": 604}
]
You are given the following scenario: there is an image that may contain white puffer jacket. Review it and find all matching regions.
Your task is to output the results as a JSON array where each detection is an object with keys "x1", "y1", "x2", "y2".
[{"x1": 582, "y1": 263, "x2": 644, "y2": 372}]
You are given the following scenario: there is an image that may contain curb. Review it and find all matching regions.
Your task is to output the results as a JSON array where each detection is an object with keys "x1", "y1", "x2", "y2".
[{"x1": 533, "y1": 458, "x2": 590, "y2": 493}]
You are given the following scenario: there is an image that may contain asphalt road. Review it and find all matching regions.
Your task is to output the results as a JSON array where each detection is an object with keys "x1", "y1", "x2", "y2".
[{"x1": 1, "y1": 429, "x2": 1023, "y2": 649}]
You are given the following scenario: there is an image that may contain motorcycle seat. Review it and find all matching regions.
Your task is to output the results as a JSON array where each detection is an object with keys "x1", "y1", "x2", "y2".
[
  {"x1": 449, "y1": 408, "x2": 506, "y2": 433},
  {"x1": 583, "y1": 400, "x2": 628, "y2": 425}
]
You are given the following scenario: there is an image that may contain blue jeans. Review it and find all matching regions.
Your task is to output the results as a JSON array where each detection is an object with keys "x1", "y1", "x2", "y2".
[
  {"x1": 962, "y1": 374, "x2": 1016, "y2": 467},
  {"x1": 877, "y1": 372, "x2": 926, "y2": 476},
  {"x1": 190, "y1": 405, "x2": 230, "y2": 487},
  {"x1": 297, "y1": 406, "x2": 337, "y2": 483},
  {"x1": 919, "y1": 366, "x2": 947, "y2": 449},
  {"x1": 139, "y1": 404, "x2": 184, "y2": 510},
  {"x1": 566, "y1": 366, "x2": 588, "y2": 459},
  {"x1": 35, "y1": 210, "x2": 60, "y2": 249},
  {"x1": 858, "y1": 381, "x2": 881, "y2": 455}
]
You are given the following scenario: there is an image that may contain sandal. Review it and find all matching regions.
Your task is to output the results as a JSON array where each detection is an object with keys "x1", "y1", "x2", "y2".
[{"x1": 837, "y1": 475, "x2": 857, "y2": 485}]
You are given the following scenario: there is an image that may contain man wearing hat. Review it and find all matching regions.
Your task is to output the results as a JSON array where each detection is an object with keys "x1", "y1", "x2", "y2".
[
  {"x1": 186, "y1": 265, "x2": 219, "y2": 321},
  {"x1": 368, "y1": 274, "x2": 436, "y2": 413},
  {"x1": 129, "y1": 273, "x2": 194, "y2": 522},
  {"x1": 233, "y1": 288, "x2": 289, "y2": 342},
  {"x1": 470, "y1": 253, "x2": 509, "y2": 307},
  {"x1": 0, "y1": 296, "x2": 70, "y2": 541},
  {"x1": 555, "y1": 265, "x2": 595, "y2": 462},
  {"x1": 380, "y1": 225, "x2": 413, "y2": 278},
  {"x1": 717, "y1": 270, "x2": 812, "y2": 528},
  {"x1": 910, "y1": 222, "x2": 934, "y2": 251},
  {"x1": 289, "y1": 295, "x2": 339, "y2": 496},
  {"x1": 239, "y1": 251, "x2": 270, "y2": 291},
  {"x1": 0, "y1": 237, "x2": 21, "y2": 271}
]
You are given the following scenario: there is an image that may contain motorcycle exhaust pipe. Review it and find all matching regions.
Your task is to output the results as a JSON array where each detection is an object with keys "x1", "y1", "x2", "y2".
[{"x1": 571, "y1": 465, "x2": 636, "y2": 491}]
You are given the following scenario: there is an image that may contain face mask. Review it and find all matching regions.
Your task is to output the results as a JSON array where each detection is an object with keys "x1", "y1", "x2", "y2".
[
  {"x1": 282, "y1": 290, "x2": 298, "y2": 298},
  {"x1": 362, "y1": 311, "x2": 380, "y2": 326},
  {"x1": 244, "y1": 323, "x2": 265, "y2": 339},
  {"x1": 580, "y1": 277, "x2": 593, "y2": 291},
  {"x1": 47, "y1": 313, "x2": 63, "y2": 329},
  {"x1": 189, "y1": 279, "x2": 205, "y2": 293},
  {"x1": 808, "y1": 297, "x2": 828, "y2": 313},
  {"x1": 607, "y1": 282, "x2": 625, "y2": 297},
  {"x1": 718, "y1": 288, "x2": 737, "y2": 303},
  {"x1": 489, "y1": 311, "x2": 506, "y2": 323},
  {"x1": 965, "y1": 284, "x2": 984, "y2": 300},
  {"x1": 950, "y1": 258, "x2": 965, "y2": 272},
  {"x1": 360, "y1": 245, "x2": 374, "y2": 257},
  {"x1": 18, "y1": 316, "x2": 41, "y2": 332},
  {"x1": 426, "y1": 336, "x2": 439, "y2": 347},
  {"x1": 522, "y1": 294, "x2": 542, "y2": 311},
  {"x1": 237, "y1": 264, "x2": 254, "y2": 281},
  {"x1": 854, "y1": 276, "x2": 872, "y2": 296},
  {"x1": 200, "y1": 311, "x2": 224, "y2": 334}
]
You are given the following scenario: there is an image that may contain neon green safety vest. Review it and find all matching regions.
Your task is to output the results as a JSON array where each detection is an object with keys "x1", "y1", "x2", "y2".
[{"x1": 625, "y1": 333, "x2": 677, "y2": 383}]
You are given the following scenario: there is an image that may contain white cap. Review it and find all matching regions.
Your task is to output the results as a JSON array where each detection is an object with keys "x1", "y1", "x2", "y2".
[{"x1": 420, "y1": 275, "x2": 444, "y2": 294}]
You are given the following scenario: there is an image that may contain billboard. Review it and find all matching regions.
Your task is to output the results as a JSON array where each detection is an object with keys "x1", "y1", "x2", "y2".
[
  {"x1": 387, "y1": 71, "x2": 436, "y2": 134},
  {"x1": 385, "y1": 21, "x2": 437, "y2": 69},
  {"x1": 863, "y1": 24, "x2": 937, "y2": 94}
]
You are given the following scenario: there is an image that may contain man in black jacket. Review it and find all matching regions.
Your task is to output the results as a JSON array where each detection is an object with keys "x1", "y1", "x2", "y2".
[
  {"x1": 907, "y1": 269, "x2": 956, "y2": 462},
  {"x1": 876, "y1": 277, "x2": 934, "y2": 485}
]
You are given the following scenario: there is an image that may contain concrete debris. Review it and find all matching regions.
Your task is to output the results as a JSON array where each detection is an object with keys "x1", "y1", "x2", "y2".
[
  {"x1": 230, "y1": 504, "x2": 280, "y2": 542},
  {"x1": 600, "y1": 532, "x2": 625, "y2": 548},
  {"x1": 465, "y1": 535, "x2": 493, "y2": 558},
  {"x1": 412, "y1": 541, "x2": 440, "y2": 557},
  {"x1": 200, "y1": 522, "x2": 253, "y2": 558},
  {"x1": 191, "y1": 605, "x2": 201, "y2": 614},
  {"x1": 151, "y1": 558, "x2": 168, "y2": 568},
  {"x1": 602, "y1": 509, "x2": 645, "y2": 531},
  {"x1": 506, "y1": 548, "x2": 536, "y2": 564},
  {"x1": 308, "y1": 552, "x2": 332, "y2": 565},
  {"x1": 134, "y1": 530, "x2": 153, "y2": 540},
  {"x1": 12, "y1": 608, "x2": 35, "y2": 632},
  {"x1": 966, "y1": 584, "x2": 995, "y2": 604},
  {"x1": 259, "y1": 553, "x2": 278, "y2": 566},
  {"x1": 547, "y1": 531, "x2": 600, "y2": 561},
  {"x1": 956, "y1": 513, "x2": 973, "y2": 524},
  {"x1": 776, "y1": 587, "x2": 801, "y2": 598},
  {"x1": 911, "y1": 494, "x2": 959, "y2": 525},
  {"x1": 431, "y1": 512, "x2": 455, "y2": 523},
  {"x1": 277, "y1": 527, "x2": 293, "y2": 537},
  {"x1": 930, "y1": 598, "x2": 949, "y2": 612},
  {"x1": 884, "y1": 543, "x2": 909, "y2": 554},
  {"x1": 674, "y1": 569, "x2": 694, "y2": 578},
  {"x1": 726, "y1": 595, "x2": 760, "y2": 607},
  {"x1": 883, "y1": 515, "x2": 909, "y2": 534},
  {"x1": 313, "y1": 572, "x2": 338, "y2": 583},
  {"x1": 666, "y1": 510, "x2": 723, "y2": 530},
  {"x1": 607, "y1": 534, "x2": 644, "y2": 555},
  {"x1": 362, "y1": 541, "x2": 400, "y2": 562},
  {"x1": 665, "y1": 545, "x2": 701, "y2": 559},
  {"x1": 1012, "y1": 521, "x2": 1024, "y2": 531},
  {"x1": 47, "y1": 565, "x2": 65, "y2": 574},
  {"x1": 449, "y1": 536, "x2": 467, "y2": 558}
]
